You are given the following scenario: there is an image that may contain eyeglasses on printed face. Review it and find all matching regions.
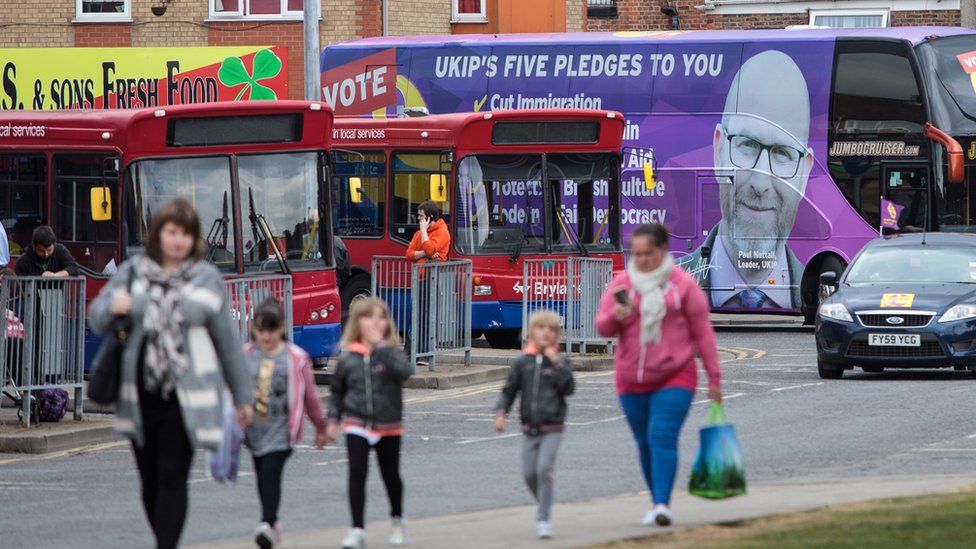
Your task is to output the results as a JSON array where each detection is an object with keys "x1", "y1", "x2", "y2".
[{"x1": 723, "y1": 126, "x2": 808, "y2": 179}]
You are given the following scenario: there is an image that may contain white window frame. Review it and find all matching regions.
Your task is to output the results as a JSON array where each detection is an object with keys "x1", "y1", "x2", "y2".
[
  {"x1": 451, "y1": 0, "x2": 488, "y2": 23},
  {"x1": 808, "y1": 9, "x2": 890, "y2": 28},
  {"x1": 209, "y1": 0, "x2": 304, "y2": 21},
  {"x1": 75, "y1": 0, "x2": 132, "y2": 22}
]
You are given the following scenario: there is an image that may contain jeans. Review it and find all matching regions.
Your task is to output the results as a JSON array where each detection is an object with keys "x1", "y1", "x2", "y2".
[{"x1": 619, "y1": 388, "x2": 693, "y2": 505}]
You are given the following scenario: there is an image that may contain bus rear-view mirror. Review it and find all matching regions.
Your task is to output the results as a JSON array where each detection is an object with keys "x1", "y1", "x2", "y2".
[
  {"x1": 90, "y1": 187, "x2": 112, "y2": 222},
  {"x1": 349, "y1": 177, "x2": 363, "y2": 204},
  {"x1": 643, "y1": 162, "x2": 655, "y2": 190},
  {"x1": 430, "y1": 174, "x2": 448, "y2": 203}
]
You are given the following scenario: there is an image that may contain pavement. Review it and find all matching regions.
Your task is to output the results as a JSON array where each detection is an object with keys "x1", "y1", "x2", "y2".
[{"x1": 191, "y1": 473, "x2": 976, "y2": 549}]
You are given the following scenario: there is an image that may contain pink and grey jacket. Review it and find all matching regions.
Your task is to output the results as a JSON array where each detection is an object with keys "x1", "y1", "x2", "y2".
[
  {"x1": 244, "y1": 342, "x2": 326, "y2": 445},
  {"x1": 595, "y1": 266, "x2": 721, "y2": 396}
]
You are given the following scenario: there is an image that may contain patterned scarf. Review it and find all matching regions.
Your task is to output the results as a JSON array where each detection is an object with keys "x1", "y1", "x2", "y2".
[{"x1": 141, "y1": 257, "x2": 193, "y2": 398}]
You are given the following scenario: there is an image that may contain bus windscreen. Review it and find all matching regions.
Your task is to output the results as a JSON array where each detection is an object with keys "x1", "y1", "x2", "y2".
[
  {"x1": 492, "y1": 121, "x2": 599, "y2": 145},
  {"x1": 166, "y1": 114, "x2": 303, "y2": 147}
]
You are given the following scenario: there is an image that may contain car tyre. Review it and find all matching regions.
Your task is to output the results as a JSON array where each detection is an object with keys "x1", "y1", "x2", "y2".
[
  {"x1": 340, "y1": 274, "x2": 371, "y2": 325},
  {"x1": 818, "y1": 359, "x2": 844, "y2": 379}
]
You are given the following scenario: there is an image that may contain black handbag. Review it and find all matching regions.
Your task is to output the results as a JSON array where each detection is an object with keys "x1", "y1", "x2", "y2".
[{"x1": 87, "y1": 271, "x2": 134, "y2": 405}]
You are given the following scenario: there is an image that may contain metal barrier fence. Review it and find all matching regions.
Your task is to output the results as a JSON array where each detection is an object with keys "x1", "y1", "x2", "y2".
[
  {"x1": 0, "y1": 276, "x2": 86, "y2": 428},
  {"x1": 223, "y1": 275, "x2": 294, "y2": 344},
  {"x1": 371, "y1": 256, "x2": 472, "y2": 371},
  {"x1": 522, "y1": 258, "x2": 614, "y2": 353}
]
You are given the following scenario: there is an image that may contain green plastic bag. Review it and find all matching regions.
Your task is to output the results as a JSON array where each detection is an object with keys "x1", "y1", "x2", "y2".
[{"x1": 689, "y1": 403, "x2": 747, "y2": 499}]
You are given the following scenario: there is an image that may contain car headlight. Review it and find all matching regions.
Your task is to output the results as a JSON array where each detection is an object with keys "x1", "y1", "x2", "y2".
[
  {"x1": 818, "y1": 302, "x2": 853, "y2": 322},
  {"x1": 939, "y1": 304, "x2": 976, "y2": 323}
]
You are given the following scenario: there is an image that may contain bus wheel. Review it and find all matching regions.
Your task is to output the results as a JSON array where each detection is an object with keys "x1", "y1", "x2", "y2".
[
  {"x1": 340, "y1": 275, "x2": 371, "y2": 324},
  {"x1": 485, "y1": 329, "x2": 522, "y2": 349}
]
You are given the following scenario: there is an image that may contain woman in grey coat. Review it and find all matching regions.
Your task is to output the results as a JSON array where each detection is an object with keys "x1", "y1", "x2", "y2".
[{"x1": 90, "y1": 198, "x2": 254, "y2": 549}]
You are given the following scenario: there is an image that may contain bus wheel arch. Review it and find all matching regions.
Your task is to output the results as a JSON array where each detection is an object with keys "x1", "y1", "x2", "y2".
[{"x1": 801, "y1": 252, "x2": 847, "y2": 324}]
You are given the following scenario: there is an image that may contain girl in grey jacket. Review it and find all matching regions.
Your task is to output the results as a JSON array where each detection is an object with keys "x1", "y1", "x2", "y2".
[{"x1": 89, "y1": 199, "x2": 253, "y2": 549}]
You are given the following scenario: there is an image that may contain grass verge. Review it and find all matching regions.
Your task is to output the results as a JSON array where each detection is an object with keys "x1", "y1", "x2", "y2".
[{"x1": 591, "y1": 485, "x2": 976, "y2": 549}]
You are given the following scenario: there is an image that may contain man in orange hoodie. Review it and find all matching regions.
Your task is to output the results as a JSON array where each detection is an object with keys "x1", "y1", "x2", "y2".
[
  {"x1": 405, "y1": 201, "x2": 451, "y2": 360},
  {"x1": 406, "y1": 200, "x2": 450, "y2": 264}
]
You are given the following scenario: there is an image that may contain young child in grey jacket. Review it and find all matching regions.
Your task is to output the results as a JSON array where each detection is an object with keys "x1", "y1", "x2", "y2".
[{"x1": 494, "y1": 310, "x2": 575, "y2": 539}]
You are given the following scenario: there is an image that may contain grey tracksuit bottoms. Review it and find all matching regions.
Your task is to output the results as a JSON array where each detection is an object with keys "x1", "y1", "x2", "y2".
[{"x1": 521, "y1": 431, "x2": 563, "y2": 522}]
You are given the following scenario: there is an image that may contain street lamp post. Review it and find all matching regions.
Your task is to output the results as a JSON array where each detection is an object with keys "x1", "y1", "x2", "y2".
[{"x1": 303, "y1": 0, "x2": 321, "y2": 101}]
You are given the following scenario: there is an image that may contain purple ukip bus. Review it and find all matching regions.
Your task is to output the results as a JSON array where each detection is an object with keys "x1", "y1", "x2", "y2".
[{"x1": 321, "y1": 27, "x2": 975, "y2": 321}]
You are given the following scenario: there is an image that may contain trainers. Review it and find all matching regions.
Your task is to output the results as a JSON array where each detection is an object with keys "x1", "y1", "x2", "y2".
[
  {"x1": 254, "y1": 522, "x2": 275, "y2": 549},
  {"x1": 653, "y1": 504, "x2": 673, "y2": 527},
  {"x1": 536, "y1": 521, "x2": 553, "y2": 539},
  {"x1": 389, "y1": 517, "x2": 406, "y2": 545},
  {"x1": 641, "y1": 508, "x2": 656, "y2": 526},
  {"x1": 341, "y1": 528, "x2": 366, "y2": 549}
]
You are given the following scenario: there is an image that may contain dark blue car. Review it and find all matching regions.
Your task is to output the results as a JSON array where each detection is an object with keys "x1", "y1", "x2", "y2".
[{"x1": 816, "y1": 233, "x2": 976, "y2": 379}]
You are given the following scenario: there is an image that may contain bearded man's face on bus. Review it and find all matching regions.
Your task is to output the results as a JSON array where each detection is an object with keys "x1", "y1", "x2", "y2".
[{"x1": 712, "y1": 51, "x2": 813, "y2": 258}]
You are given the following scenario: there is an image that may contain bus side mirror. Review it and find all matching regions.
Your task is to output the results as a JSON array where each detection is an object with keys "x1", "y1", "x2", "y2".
[
  {"x1": 643, "y1": 162, "x2": 655, "y2": 190},
  {"x1": 90, "y1": 187, "x2": 113, "y2": 221},
  {"x1": 924, "y1": 122, "x2": 964, "y2": 184},
  {"x1": 430, "y1": 174, "x2": 447, "y2": 203},
  {"x1": 349, "y1": 177, "x2": 363, "y2": 204}
]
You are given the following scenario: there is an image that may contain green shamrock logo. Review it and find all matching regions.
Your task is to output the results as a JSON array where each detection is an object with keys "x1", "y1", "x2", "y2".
[{"x1": 218, "y1": 49, "x2": 282, "y2": 101}]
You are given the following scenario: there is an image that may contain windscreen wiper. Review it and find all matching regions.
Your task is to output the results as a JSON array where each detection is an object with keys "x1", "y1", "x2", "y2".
[
  {"x1": 550, "y1": 186, "x2": 588, "y2": 257},
  {"x1": 204, "y1": 191, "x2": 230, "y2": 262},
  {"x1": 509, "y1": 237, "x2": 524, "y2": 263},
  {"x1": 247, "y1": 188, "x2": 290, "y2": 275}
]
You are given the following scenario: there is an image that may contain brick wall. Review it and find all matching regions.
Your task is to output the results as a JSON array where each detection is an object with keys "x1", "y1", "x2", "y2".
[
  {"x1": 131, "y1": 0, "x2": 209, "y2": 46},
  {"x1": 387, "y1": 0, "x2": 452, "y2": 36},
  {"x1": 355, "y1": 0, "x2": 382, "y2": 37},
  {"x1": 74, "y1": 24, "x2": 132, "y2": 47},
  {"x1": 567, "y1": 0, "x2": 585, "y2": 32},
  {"x1": 0, "y1": 0, "x2": 74, "y2": 47},
  {"x1": 323, "y1": 0, "x2": 361, "y2": 44},
  {"x1": 890, "y1": 9, "x2": 961, "y2": 26},
  {"x1": 585, "y1": 0, "x2": 961, "y2": 31}
]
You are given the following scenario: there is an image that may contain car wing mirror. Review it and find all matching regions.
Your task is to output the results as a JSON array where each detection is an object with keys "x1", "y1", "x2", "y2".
[
  {"x1": 349, "y1": 177, "x2": 363, "y2": 204},
  {"x1": 90, "y1": 186, "x2": 113, "y2": 222}
]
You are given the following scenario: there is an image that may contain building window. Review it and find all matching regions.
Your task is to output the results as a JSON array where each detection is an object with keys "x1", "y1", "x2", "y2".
[
  {"x1": 587, "y1": 0, "x2": 618, "y2": 18},
  {"x1": 211, "y1": 0, "x2": 304, "y2": 19},
  {"x1": 452, "y1": 0, "x2": 487, "y2": 23},
  {"x1": 76, "y1": 0, "x2": 131, "y2": 21},
  {"x1": 810, "y1": 9, "x2": 888, "y2": 28}
]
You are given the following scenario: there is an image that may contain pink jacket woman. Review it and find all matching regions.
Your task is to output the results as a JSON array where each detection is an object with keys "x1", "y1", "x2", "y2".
[{"x1": 595, "y1": 266, "x2": 721, "y2": 395}]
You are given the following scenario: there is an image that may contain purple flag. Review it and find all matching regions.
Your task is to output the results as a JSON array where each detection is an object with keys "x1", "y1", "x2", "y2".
[{"x1": 880, "y1": 198, "x2": 904, "y2": 230}]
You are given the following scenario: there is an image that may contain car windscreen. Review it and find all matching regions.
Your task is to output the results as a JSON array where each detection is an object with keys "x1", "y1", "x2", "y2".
[{"x1": 846, "y1": 246, "x2": 976, "y2": 285}]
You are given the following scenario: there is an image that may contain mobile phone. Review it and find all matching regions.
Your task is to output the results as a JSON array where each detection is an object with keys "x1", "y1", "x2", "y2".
[{"x1": 614, "y1": 288, "x2": 631, "y2": 306}]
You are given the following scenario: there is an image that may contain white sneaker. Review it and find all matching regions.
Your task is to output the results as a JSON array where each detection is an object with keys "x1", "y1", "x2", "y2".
[
  {"x1": 536, "y1": 521, "x2": 553, "y2": 539},
  {"x1": 254, "y1": 522, "x2": 275, "y2": 549},
  {"x1": 653, "y1": 504, "x2": 673, "y2": 527},
  {"x1": 641, "y1": 508, "x2": 657, "y2": 526},
  {"x1": 341, "y1": 528, "x2": 366, "y2": 549},
  {"x1": 389, "y1": 517, "x2": 406, "y2": 545}
]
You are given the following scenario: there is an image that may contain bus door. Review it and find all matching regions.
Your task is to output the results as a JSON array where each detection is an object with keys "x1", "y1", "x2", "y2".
[
  {"x1": 881, "y1": 164, "x2": 929, "y2": 233},
  {"x1": 53, "y1": 153, "x2": 120, "y2": 274},
  {"x1": 694, "y1": 171, "x2": 734, "y2": 292}
]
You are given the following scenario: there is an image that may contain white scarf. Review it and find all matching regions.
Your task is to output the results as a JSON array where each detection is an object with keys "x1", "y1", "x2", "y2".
[{"x1": 626, "y1": 253, "x2": 674, "y2": 345}]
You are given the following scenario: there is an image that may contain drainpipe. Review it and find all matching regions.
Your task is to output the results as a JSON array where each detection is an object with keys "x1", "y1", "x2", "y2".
[{"x1": 382, "y1": 0, "x2": 388, "y2": 36}]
